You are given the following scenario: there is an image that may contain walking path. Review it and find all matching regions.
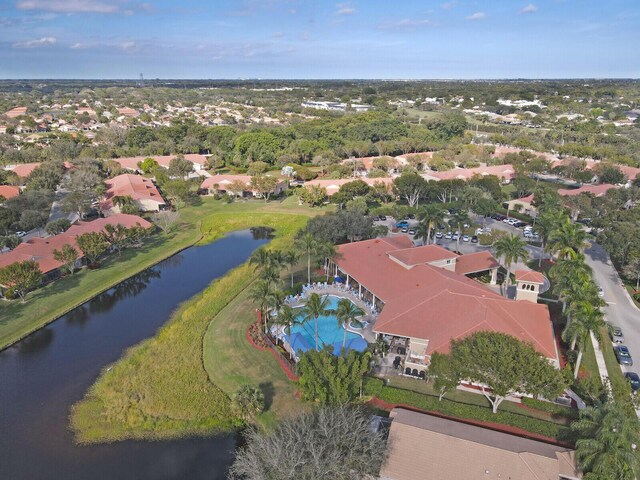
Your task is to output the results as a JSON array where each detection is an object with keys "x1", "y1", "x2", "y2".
[{"x1": 590, "y1": 331, "x2": 612, "y2": 397}]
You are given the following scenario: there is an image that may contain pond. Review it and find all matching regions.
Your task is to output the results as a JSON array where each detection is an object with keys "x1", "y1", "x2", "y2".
[{"x1": 0, "y1": 229, "x2": 270, "y2": 480}]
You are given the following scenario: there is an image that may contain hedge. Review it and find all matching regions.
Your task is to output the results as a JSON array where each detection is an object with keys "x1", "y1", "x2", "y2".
[
  {"x1": 495, "y1": 207, "x2": 534, "y2": 223},
  {"x1": 363, "y1": 378, "x2": 568, "y2": 441},
  {"x1": 520, "y1": 397, "x2": 578, "y2": 420}
]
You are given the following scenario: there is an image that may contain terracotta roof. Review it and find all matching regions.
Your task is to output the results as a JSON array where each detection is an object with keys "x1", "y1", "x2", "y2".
[
  {"x1": 455, "y1": 251, "x2": 500, "y2": 275},
  {"x1": 340, "y1": 156, "x2": 397, "y2": 171},
  {"x1": 380, "y1": 408, "x2": 580, "y2": 480},
  {"x1": 112, "y1": 154, "x2": 207, "y2": 171},
  {"x1": 388, "y1": 245, "x2": 457, "y2": 267},
  {"x1": 335, "y1": 237, "x2": 557, "y2": 361},
  {"x1": 557, "y1": 184, "x2": 617, "y2": 197},
  {"x1": 0, "y1": 214, "x2": 151, "y2": 274},
  {"x1": 200, "y1": 174, "x2": 252, "y2": 190},
  {"x1": 304, "y1": 177, "x2": 394, "y2": 196},
  {"x1": 515, "y1": 270, "x2": 545, "y2": 284},
  {"x1": 102, "y1": 174, "x2": 165, "y2": 210},
  {"x1": 9, "y1": 162, "x2": 41, "y2": 178},
  {"x1": 0, "y1": 185, "x2": 20, "y2": 200},
  {"x1": 4, "y1": 107, "x2": 27, "y2": 118},
  {"x1": 428, "y1": 164, "x2": 516, "y2": 182}
]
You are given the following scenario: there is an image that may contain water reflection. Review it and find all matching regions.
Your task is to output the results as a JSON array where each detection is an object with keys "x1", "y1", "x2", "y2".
[
  {"x1": 15, "y1": 327, "x2": 54, "y2": 354},
  {"x1": 88, "y1": 268, "x2": 162, "y2": 315},
  {"x1": 250, "y1": 226, "x2": 275, "y2": 240}
]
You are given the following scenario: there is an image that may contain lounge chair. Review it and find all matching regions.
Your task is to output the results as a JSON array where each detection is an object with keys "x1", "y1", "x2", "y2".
[{"x1": 405, "y1": 367, "x2": 411, "y2": 375}]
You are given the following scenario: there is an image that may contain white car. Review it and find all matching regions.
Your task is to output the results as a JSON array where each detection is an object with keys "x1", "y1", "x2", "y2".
[
  {"x1": 445, "y1": 232, "x2": 452, "y2": 240},
  {"x1": 452, "y1": 233, "x2": 459, "y2": 240},
  {"x1": 462, "y1": 235, "x2": 470, "y2": 242},
  {"x1": 475, "y1": 228, "x2": 484, "y2": 236},
  {"x1": 435, "y1": 232, "x2": 443, "y2": 239},
  {"x1": 598, "y1": 286, "x2": 604, "y2": 297},
  {"x1": 16, "y1": 231, "x2": 26, "y2": 238}
]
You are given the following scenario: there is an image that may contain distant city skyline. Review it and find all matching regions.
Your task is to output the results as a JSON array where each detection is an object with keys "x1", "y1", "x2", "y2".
[{"x1": 0, "y1": 0, "x2": 638, "y2": 79}]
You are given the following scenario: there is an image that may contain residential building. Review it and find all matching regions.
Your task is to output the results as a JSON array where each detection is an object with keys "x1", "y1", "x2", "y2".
[
  {"x1": 101, "y1": 174, "x2": 166, "y2": 214},
  {"x1": 0, "y1": 185, "x2": 20, "y2": 201},
  {"x1": 380, "y1": 408, "x2": 580, "y2": 480},
  {"x1": 0, "y1": 214, "x2": 152, "y2": 282},
  {"x1": 111, "y1": 154, "x2": 208, "y2": 172},
  {"x1": 4, "y1": 107, "x2": 27, "y2": 118},
  {"x1": 200, "y1": 174, "x2": 287, "y2": 197},
  {"x1": 304, "y1": 177, "x2": 394, "y2": 196},
  {"x1": 329, "y1": 237, "x2": 559, "y2": 373}
]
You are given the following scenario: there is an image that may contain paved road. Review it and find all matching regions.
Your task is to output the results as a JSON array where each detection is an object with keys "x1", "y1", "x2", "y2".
[{"x1": 584, "y1": 243, "x2": 640, "y2": 378}]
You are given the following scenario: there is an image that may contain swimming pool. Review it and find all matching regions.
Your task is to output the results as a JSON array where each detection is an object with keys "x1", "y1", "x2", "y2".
[{"x1": 286, "y1": 295, "x2": 368, "y2": 354}]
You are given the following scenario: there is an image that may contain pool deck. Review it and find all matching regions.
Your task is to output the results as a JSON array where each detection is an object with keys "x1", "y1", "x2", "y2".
[{"x1": 284, "y1": 283, "x2": 378, "y2": 343}]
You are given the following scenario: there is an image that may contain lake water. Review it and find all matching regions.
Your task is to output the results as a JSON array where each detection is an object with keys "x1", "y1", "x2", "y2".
[{"x1": 0, "y1": 229, "x2": 270, "y2": 480}]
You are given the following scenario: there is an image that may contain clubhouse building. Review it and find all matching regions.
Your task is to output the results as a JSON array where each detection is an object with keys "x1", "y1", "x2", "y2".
[{"x1": 328, "y1": 236, "x2": 559, "y2": 374}]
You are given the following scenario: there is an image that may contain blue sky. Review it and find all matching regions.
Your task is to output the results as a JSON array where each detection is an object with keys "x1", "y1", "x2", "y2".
[{"x1": 0, "y1": 0, "x2": 638, "y2": 79}]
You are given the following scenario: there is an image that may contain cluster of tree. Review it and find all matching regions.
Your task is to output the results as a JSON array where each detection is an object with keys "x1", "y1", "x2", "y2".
[
  {"x1": 229, "y1": 406, "x2": 387, "y2": 480},
  {"x1": 302, "y1": 202, "x2": 380, "y2": 245},
  {"x1": 428, "y1": 331, "x2": 567, "y2": 413}
]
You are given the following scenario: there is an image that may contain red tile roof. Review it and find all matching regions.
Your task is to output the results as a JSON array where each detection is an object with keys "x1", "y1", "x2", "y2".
[
  {"x1": 0, "y1": 185, "x2": 20, "y2": 200},
  {"x1": 102, "y1": 174, "x2": 165, "y2": 211},
  {"x1": 200, "y1": 174, "x2": 252, "y2": 190},
  {"x1": 427, "y1": 164, "x2": 516, "y2": 182},
  {"x1": 455, "y1": 251, "x2": 500, "y2": 275},
  {"x1": 389, "y1": 245, "x2": 457, "y2": 267},
  {"x1": 335, "y1": 237, "x2": 557, "y2": 361},
  {"x1": 557, "y1": 184, "x2": 617, "y2": 197},
  {"x1": 515, "y1": 270, "x2": 545, "y2": 284},
  {"x1": 0, "y1": 214, "x2": 152, "y2": 274},
  {"x1": 9, "y1": 162, "x2": 41, "y2": 178},
  {"x1": 113, "y1": 154, "x2": 207, "y2": 171},
  {"x1": 304, "y1": 177, "x2": 394, "y2": 196},
  {"x1": 4, "y1": 107, "x2": 27, "y2": 118}
]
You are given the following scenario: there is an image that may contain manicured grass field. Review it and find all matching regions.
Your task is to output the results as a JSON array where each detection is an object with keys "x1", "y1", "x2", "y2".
[{"x1": 70, "y1": 199, "x2": 320, "y2": 443}]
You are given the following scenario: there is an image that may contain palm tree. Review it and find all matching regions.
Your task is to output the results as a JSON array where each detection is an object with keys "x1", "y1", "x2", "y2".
[
  {"x1": 265, "y1": 289, "x2": 285, "y2": 333},
  {"x1": 549, "y1": 254, "x2": 593, "y2": 313},
  {"x1": 334, "y1": 298, "x2": 365, "y2": 352},
  {"x1": 451, "y1": 210, "x2": 469, "y2": 253},
  {"x1": 548, "y1": 219, "x2": 589, "y2": 260},
  {"x1": 571, "y1": 400, "x2": 640, "y2": 479},
  {"x1": 301, "y1": 292, "x2": 333, "y2": 351},
  {"x1": 249, "y1": 280, "x2": 273, "y2": 333},
  {"x1": 417, "y1": 205, "x2": 446, "y2": 245},
  {"x1": 249, "y1": 248, "x2": 273, "y2": 270},
  {"x1": 535, "y1": 209, "x2": 566, "y2": 267},
  {"x1": 494, "y1": 234, "x2": 529, "y2": 297},
  {"x1": 282, "y1": 250, "x2": 299, "y2": 288},
  {"x1": 272, "y1": 304, "x2": 300, "y2": 359},
  {"x1": 562, "y1": 301, "x2": 605, "y2": 378},
  {"x1": 295, "y1": 232, "x2": 319, "y2": 284}
]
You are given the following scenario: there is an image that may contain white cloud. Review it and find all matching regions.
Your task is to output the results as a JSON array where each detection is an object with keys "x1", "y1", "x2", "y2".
[
  {"x1": 16, "y1": 0, "x2": 120, "y2": 14},
  {"x1": 12, "y1": 36, "x2": 57, "y2": 48},
  {"x1": 119, "y1": 41, "x2": 137, "y2": 52},
  {"x1": 520, "y1": 4, "x2": 537, "y2": 14},
  {"x1": 441, "y1": 1, "x2": 458, "y2": 9},
  {"x1": 466, "y1": 11, "x2": 486, "y2": 21},
  {"x1": 336, "y1": 2, "x2": 355, "y2": 15},
  {"x1": 378, "y1": 19, "x2": 436, "y2": 31}
]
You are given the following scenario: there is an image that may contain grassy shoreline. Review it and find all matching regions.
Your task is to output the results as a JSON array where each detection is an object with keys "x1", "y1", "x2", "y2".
[{"x1": 70, "y1": 203, "x2": 316, "y2": 443}]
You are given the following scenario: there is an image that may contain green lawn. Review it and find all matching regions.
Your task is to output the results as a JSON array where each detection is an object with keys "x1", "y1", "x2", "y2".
[{"x1": 70, "y1": 199, "x2": 319, "y2": 443}]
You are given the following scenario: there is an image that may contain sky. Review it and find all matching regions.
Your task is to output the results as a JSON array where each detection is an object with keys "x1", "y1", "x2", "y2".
[{"x1": 0, "y1": 0, "x2": 638, "y2": 79}]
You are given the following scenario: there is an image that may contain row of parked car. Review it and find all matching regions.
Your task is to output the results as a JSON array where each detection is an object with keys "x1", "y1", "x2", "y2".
[{"x1": 609, "y1": 325, "x2": 639, "y2": 393}]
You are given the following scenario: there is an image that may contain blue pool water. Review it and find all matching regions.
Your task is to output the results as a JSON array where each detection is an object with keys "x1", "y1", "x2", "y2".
[{"x1": 287, "y1": 295, "x2": 368, "y2": 354}]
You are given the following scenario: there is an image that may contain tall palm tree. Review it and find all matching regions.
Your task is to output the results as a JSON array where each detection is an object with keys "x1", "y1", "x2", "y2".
[
  {"x1": 417, "y1": 205, "x2": 446, "y2": 245},
  {"x1": 295, "y1": 232, "x2": 319, "y2": 284},
  {"x1": 249, "y1": 280, "x2": 273, "y2": 333},
  {"x1": 562, "y1": 301, "x2": 605, "y2": 378},
  {"x1": 249, "y1": 248, "x2": 273, "y2": 270},
  {"x1": 283, "y1": 250, "x2": 299, "y2": 288},
  {"x1": 451, "y1": 210, "x2": 469, "y2": 253},
  {"x1": 301, "y1": 292, "x2": 333, "y2": 351},
  {"x1": 535, "y1": 209, "x2": 566, "y2": 267},
  {"x1": 272, "y1": 304, "x2": 300, "y2": 358},
  {"x1": 334, "y1": 298, "x2": 364, "y2": 352},
  {"x1": 265, "y1": 289, "x2": 285, "y2": 333},
  {"x1": 549, "y1": 254, "x2": 593, "y2": 313},
  {"x1": 494, "y1": 234, "x2": 529, "y2": 296},
  {"x1": 548, "y1": 219, "x2": 589, "y2": 260},
  {"x1": 571, "y1": 400, "x2": 640, "y2": 479}
]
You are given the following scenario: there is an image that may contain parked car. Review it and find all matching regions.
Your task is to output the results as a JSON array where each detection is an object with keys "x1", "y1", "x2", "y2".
[
  {"x1": 445, "y1": 232, "x2": 452, "y2": 240},
  {"x1": 609, "y1": 325, "x2": 624, "y2": 343},
  {"x1": 435, "y1": 232, "x2": 444, "y2": 239},
  {"x1": 471, "y1": 235, "x2": 478, "y2": 243},
  {"x1": 475, "y1": 228, "x2": 483, "y2": 236},
  {"x1": 597, "y1": 286, "x2": 604, "y2": 297},
  {"x1": 614, "y1": 346, "x2": 633, "y2": 366},
  {"x1": 452, "y1": 233, "x2": 459, "y2": 240},
  {"x1": 379, "y1": 215, "x2": 387, "y2": 221},
  {"x1": 401, "y1": 227, "x2": 408, "y2": 233},
  {"x1": 437, "y1": 224, "x2": 446, "y2": 230},
  {"x1": 16, "y1": 231, "x2": 26, "y2": 238},
  {"x1": 624, "y1": 372, "x2": 640, "y2": 392},
  {"x1": 514, "y1": 221, "x2": 528, "y2": 228},
  {"x1": 407, "y1": 214, "x2": 415, "y2": 219},
  {"x1": 396, "y1": 221, "x2": 409, "y2": 228},
  {"x1": 462, "y1": 235, "x2": 470, "y2": 242},
  {"x1": 373, "y1": 216, "x2": 381, "y2": 221},
  {"x1": 408, "y1": 228, "x2": 416, "y2": 235}
]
